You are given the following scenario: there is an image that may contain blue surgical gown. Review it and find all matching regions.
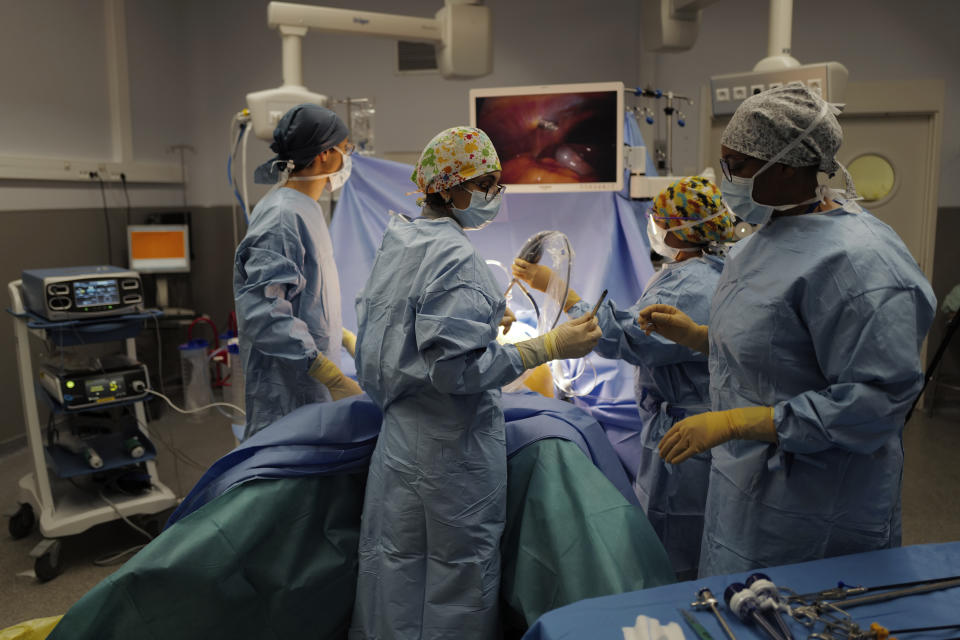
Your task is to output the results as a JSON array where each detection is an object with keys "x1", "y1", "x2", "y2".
[
  {"x1": 568, "y1": 255, "x2": 722, "y2": 579},
  {"x1": 234, "y1": 188, "x2": 343, "y2": 438},
  {"x1": 350, "y1": 215, "x2": 526, "y2": 640},
  {"x1": 700, "y1": 204, "x2": 936, "y2": 577}
]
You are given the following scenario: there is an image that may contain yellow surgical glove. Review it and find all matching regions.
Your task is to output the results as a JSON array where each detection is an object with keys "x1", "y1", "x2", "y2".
[
  {"x1": 658, "y1": 407, "x2": 777, "y2": 464},
  {"x1": 512, "y1": 258, "x2": 554, "y2": 292},
  {"x1": 512, "y1": 258, "x2": 582, "y2": 312},
  {"x1": 637, "y1": 304, "x2": 709, "y2": 354},
  {"x1": 514, "y1": 314, "x2": 602, "y2": 369},
  {"x1": 308, "y1": 353, "x2": 363, "y2": 400},
  {"x1": 342, "y1": 328, "x2": 357, "y2": 358},
  {"x1": 563, "y1": 289, "x2": 582, "y2": 313}
]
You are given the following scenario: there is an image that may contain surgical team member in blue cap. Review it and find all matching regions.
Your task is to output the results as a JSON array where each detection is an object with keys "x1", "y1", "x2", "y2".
[
  {"x1": 513, "y1": 176, "x2": 737, "y2": 581},
  {"x1": 350, "y1": 127, "x2": 601, "y2": 640},
  {"x1": 639, "y1": 83, "x2": 936, "y2": 577},
  {"x1": 234, "y1": 103, "x2": 360, "y2": 439}
]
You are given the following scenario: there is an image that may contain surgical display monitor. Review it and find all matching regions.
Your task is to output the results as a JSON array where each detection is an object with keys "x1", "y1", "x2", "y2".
[
  {"x1": 127, "y1": 225, "x2": 190, "y2": 273},
  {"x1": 470, "y1": 81, "x2": 624, "y2": 193}
]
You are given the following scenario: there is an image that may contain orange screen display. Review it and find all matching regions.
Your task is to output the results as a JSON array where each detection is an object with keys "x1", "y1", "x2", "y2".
[{"x1": 130, "y1": 231, "x2": 186, "y2": 260}]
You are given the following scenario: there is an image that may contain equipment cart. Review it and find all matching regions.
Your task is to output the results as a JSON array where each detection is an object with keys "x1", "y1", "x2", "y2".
[{"x1": 6, "y1": 280, "x2": 177, "y2": 581}]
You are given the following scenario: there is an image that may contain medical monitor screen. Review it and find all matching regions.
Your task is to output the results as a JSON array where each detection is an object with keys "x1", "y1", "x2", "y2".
[
  {"x1": 127, "y1": 225, "x2": 190, "y2": 273},
  {"x1": 470, "y1": 81, "x2": 624, "y2": 193},
  {"x1": 74, "y1": 280, "x2": 120, "y2": 308}
]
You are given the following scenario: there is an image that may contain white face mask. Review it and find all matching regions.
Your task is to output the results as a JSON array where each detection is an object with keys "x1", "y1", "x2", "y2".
[
  {"x1": 645, "y1": 210, "x2": 723, "y2": 262},
  {"x1": 287, "y1": 147, "x2": 353, "y2": 192}
]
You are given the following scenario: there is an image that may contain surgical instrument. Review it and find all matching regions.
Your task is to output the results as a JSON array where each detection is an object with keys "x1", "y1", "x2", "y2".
[
  {"x1": 788, "y1": 575, "x2": 960, "y2": 604},
  {"x1": 679, "y1": 608, "x2": 715, "y2": 640},
  {"x1": 746, "y1": 573, "x2": 794, "y2": 640},
  {"x1": 693, "y1": 588, "x2": 737, "y2": 640},
  {"x1": 791, "y1": 576, "x2": 960, "y2": 612},
  {"x1": 725, "y1": 583, "x2": 788, "y2": 640},
  {"x1": 589, "y1": 290, "x2": 608, "y2": 318}
]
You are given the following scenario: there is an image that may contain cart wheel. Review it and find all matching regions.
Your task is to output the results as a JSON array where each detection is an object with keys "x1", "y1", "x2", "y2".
[
  {"x1": 34, "y1": 541, "x2": 62, "y2": 583},
  {"x1": 8, "y1": 503, "x2": 35, "y2": 539}
]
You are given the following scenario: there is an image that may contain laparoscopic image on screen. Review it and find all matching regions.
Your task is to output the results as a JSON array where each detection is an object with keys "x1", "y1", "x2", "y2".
[{"x1": 475, "y1": 91, "x2": 619, "y2": 185}]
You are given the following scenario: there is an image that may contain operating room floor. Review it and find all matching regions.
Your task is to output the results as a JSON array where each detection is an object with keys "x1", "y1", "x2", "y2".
[{"x1": 1, "y1": 405, "x2": 959, "y2": 628}]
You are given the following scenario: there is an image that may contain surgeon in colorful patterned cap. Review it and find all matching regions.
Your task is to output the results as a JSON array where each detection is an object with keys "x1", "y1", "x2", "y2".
[
  {"x1": 512, "y1": 175, "x2": 736, "y2": 580},
  {"x1": 349, "y1": 127, "x2": 601, "y2": 639},
  {"x1": 637, "y1": 82, "x2": 937, "y2": 578}
]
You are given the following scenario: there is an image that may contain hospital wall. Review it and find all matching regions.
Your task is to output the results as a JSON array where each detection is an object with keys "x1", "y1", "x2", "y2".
[{"x1": 1, "y1": 0, "x2": 959, "y2": 445}]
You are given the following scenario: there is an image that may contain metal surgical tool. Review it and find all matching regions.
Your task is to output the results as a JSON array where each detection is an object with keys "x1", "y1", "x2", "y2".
[{"x1": 693, "y1": 587, "x2": 737, "y2": 640}]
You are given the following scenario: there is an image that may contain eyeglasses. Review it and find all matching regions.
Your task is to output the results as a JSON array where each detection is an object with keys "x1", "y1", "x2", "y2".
[
  {"x1": 719, "y1": 157, "x2": 732, "y2": 181},
  {"x1": 459, "y1": 180, "x2": 505, "y2": 202}
]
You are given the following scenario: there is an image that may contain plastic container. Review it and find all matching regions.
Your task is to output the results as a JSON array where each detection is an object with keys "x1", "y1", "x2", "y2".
[{"x1": 178, "y1": 339, "x2": 212, "y2": 418}]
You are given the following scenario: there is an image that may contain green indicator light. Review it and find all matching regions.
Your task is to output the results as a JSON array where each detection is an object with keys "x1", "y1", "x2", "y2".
[{"x1": 66, "y1": 380, "x2": 76, "y2": 389}]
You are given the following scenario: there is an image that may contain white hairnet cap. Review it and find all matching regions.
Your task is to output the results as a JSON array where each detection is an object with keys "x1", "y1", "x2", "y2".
[{"x1": 721, "y1": 82, "x2": 842, "y2": 175}]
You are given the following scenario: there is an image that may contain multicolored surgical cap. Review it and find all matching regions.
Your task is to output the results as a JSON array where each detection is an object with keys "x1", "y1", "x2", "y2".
[
  {"x1": 652, "y1": 176, "x2": 737, "y2": 244},
  {"x1": 411, "y1": 126, "x2": 501, "y2": 195},
  {"x1": 721, "y1": 82, "x2": 843, "y2": 174}
]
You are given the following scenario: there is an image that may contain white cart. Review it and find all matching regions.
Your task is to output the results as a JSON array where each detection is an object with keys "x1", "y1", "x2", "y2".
[{"x1": 6, "y1": 280, "x2": 177, "y2": 581}]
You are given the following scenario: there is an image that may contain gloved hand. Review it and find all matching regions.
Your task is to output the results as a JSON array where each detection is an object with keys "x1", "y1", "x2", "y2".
[
  {"x1": 342, "y1": 328, "x2": 357, "y2": 358},
  {"x1": 658, "y1": 406, "x2": 777, "y2": 464},
  {"x1": 514, "y1": 314, "x2": 601, "y2": 369},
  {"x1": 637, "y1": 304, "x2": 709, "y2": 353},
  {"x1": 500, "y1": 306, "x2": 516, "y2": 335},
  {"x1": 512, "y1": 258, "x2": 554, "y2": 292},
  {"x1": 512, "y1": 258, "x2": 582, "y2": 311},
  {"x1": 308, "y1": 353, "x2": 363, "y2": 400}
]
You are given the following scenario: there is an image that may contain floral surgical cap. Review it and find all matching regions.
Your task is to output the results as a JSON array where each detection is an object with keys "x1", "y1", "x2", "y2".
[
  {"x1": 411, "y1": 127, "x2": 501, "y2": 194},
  {"x1": 721, "y1": 82, "x2": 842, "y2": 175},
  {"x1": 652, "y1": 176, "x2": 737, "y2": 244}
]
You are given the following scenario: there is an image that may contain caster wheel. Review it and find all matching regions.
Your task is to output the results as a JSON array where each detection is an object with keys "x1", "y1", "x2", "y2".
[
  {"x1": 34, "y1": 541, "x2": 62, "y2": 583},
  {"x1": 8, "y1": 503, "x2": 35, "y2": 539}
]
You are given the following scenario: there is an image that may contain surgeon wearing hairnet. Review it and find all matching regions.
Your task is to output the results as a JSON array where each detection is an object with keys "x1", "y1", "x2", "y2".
[
  {"x1": 638, "y1": 83, "x2": 936, "y2": 577},
  {"x1": 234, "y1": 104, "x2": 361, "y2": 440},
  {"x1": 350, "y1": 127, "x2": 601, "y2": 639},
  {"x1": 513, "y1": 176, "x2": 737, "y2": 580}
]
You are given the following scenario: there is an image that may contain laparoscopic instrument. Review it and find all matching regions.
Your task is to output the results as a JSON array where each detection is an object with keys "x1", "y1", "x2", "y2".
[
  {"x1": 693, "y1": 587, "x2": 738, "y2": 640},
  {"x1": 784, "y1": 575, "x2": 960, "y2": 640}
]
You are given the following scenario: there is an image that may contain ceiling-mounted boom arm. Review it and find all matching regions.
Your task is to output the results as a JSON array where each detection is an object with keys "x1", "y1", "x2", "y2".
[{"x1": 247, "y1": 1, "x2": 491, "y2": 140}]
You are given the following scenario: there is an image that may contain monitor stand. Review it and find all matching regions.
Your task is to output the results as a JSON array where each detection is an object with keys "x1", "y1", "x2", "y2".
[{"x1": 154, "y1": 275, "x2": 194, "y2": 318}]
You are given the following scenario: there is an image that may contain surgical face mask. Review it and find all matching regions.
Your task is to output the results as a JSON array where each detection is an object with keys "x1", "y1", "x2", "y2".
[
  {"x1": 450, "y1": 187, "x2": 503, "y2": 231},
  {"x1": 720, "y1": 100, "x2": 832, "y2": 226},
  {"x1": 645, "y1": 211, "x2": 722, "y2": 262},
  {"x1": 287, "y1": 147, "x2": 353, "y2": 192}
]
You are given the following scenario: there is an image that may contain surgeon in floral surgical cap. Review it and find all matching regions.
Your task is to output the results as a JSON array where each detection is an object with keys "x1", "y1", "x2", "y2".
[
  {"x1": 349, "y1": 127, "x2": 601, "y2": 639},
  {"x1": 513, "y1": 175, "x2": 737, "y2": 580}
]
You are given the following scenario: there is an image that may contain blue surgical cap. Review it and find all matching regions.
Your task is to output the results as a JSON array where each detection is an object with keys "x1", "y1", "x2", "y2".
[{"x1": 253, "y1": 104, "x2": 348, "y2": 184}]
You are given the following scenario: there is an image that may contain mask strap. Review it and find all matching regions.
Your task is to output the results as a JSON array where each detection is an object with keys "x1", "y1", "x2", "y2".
[
  {"x1": 650, "y1": 208, "x2": 726, "y2": 233},
  {"x1": 287, "y1": 148, "x2": 347, "y2": 182}
]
